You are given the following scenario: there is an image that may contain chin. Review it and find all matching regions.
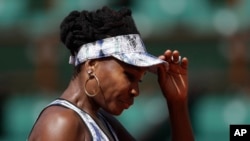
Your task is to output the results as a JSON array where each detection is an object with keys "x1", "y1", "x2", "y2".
[
  {"x1": 113, "y1": 111, "x2": 123, "y2": 116},
  {"x1": 102, "y1": 103, "x2": 126, "y2": 115},
  {"x1": 111, "y1": 109, "x2": 124, "y2": 116},
  {"x1": 105, "y1": 108, "x2": 124, "y2": 116}
]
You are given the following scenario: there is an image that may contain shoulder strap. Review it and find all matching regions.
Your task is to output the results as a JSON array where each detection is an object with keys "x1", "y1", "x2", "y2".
[
  {"x1": 49, "y1": 99, "x2": 109, "y2": 141},
  {"x1": 99, "y1": 113, "x2": 119, "y2": 141}
]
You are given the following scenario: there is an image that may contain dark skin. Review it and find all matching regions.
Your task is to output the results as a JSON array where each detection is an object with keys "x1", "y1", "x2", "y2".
[
  {"x1": 28, "y1": 50, "x2": 194, "y2": 141},
  {"x1": 158, "y1": 50, "x2": 194, "y2": 141}
]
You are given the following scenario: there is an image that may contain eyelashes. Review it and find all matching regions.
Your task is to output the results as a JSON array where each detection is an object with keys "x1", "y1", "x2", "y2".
[
  {"x1": 125, "y1": 71, "x2": 135, "y2": 81},
  {"x1": 124, "y1": 71, "x2": 143, "y2": 83}
]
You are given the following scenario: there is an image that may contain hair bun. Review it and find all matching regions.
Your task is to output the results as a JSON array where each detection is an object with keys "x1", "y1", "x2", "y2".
[{"x1": 60, "y1": 6, "x2": 139, "y2": 56}]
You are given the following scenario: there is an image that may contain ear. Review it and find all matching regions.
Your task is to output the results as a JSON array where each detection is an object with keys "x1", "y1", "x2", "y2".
[{"x1": 84, "y1": 60, "x2": 98, "y2": 71}]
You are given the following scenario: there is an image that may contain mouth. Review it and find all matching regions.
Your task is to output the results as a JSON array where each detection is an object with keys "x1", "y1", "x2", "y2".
[{"x1": 121, "y1": 99, "x2": 133, "y2": 109}]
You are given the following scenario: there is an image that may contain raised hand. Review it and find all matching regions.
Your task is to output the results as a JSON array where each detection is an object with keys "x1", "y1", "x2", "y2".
[
  {"x1": 157, "y1": 50, "x2": 188, "y2": 103},
  {"x1": 157, "y1": 50, "x2": 194, "y2": 141}
]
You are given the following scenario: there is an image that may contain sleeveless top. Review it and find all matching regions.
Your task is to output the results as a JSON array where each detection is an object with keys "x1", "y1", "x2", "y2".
[{"x1": 47, "y1": 99, "x2": 119, "y2": 141}]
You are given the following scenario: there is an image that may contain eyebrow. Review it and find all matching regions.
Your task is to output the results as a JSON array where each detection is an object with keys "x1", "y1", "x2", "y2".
[
  {"x1": 123, "y1": 62, "x2": 148, "y2": 71},
  {"x1": 127, "y1": 66, "x2": 146, "y2": 75},
  {"x1": 118, "y1": 58, "x2": 148, "y2": 76},
  {"x1": 127, "y1": 67, "x2": 147, "y2": 79}
]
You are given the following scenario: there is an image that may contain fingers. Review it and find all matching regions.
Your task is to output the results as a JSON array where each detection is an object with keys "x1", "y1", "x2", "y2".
[
  {"x1": 171, "y1": 55, "x2": 181, "y2": 64},
  {"x1": 181, "y1": 57, "x2": 188, "y2": 69},
  {"x1": 171, "y1": 50, "x2": 180, "y2": 63},
  {"x1": 158, "y1": 49, "x2": 188, "y2": 68},
  {"x1": 160, "y1": 50, "x2": 180, "y2": 62}
]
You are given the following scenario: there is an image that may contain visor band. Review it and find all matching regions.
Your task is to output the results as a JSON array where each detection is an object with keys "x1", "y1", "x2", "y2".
[{"x1": 69, "y1": 34, "x2": 146, "y2": 66}]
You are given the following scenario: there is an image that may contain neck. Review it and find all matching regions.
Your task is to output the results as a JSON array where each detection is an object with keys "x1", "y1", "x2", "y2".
[{"x1": 60, "y1": 76, "x2": 100, "y2": 118}]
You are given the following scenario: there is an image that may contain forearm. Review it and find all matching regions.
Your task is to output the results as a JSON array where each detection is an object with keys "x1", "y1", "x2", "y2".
[{"x1": 167, "y1": 100, "x2": 194, "y2": 141}]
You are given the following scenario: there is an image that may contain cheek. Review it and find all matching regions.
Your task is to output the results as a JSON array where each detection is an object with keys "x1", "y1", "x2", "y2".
[
  {"x1": 101, "y1": 75, "x2": 129, "y2": 98},
  {"x1": 99, "y1": 73, "x2": 129, "y2": 107}
]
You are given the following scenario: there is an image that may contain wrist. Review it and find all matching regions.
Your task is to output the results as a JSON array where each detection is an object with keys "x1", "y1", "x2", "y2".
[
  {"x1": 165, "y1": 94, "x2": 188, "y2": 105},
  {"x1": 166, "y1": 98, "x2": 189, "y2": 113}
]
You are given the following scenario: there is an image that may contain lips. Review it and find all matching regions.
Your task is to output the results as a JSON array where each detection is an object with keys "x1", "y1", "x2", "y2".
[{"x1": 121, "y1": 99, "x2": 133, "y2": 109}]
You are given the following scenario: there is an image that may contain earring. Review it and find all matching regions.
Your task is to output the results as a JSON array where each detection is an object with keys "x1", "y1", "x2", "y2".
[{"x1": 84, "y1": 70, "x2": 100, "y2": 97}]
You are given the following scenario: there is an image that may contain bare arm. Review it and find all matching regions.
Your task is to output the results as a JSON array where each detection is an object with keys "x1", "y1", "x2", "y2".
[
  {"x1": 157, "y1": 50, "x2": 194, "y2": 141},
  {"x1": 28, "y1": 106, "x2": 87, "y2": 141}
]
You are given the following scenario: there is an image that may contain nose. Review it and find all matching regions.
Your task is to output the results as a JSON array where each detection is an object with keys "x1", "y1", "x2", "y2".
[{"x1": 130, "y1": 84, "x2": 139, "y2": 97}]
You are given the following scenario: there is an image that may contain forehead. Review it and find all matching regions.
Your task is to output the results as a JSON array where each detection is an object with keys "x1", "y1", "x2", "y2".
[
  {"x1": 99, "y1": 57, "x2": 147, "y2": 74},
  {"x1": 114, "y1": 58, "x2": 147, "y2": 76},
  {"x1": 122, "y1": 62, "x2": 147, "y2": 73}
]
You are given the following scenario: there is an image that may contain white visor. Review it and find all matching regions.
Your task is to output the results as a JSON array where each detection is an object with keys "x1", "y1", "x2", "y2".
[{"x1": 69, "y1": 34, "x2": 168, "y2": 73}]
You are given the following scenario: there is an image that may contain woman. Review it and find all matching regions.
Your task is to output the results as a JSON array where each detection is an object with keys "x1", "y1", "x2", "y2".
[{"x1": 28, "y1": 6, "x2": 194, "y2": 141}]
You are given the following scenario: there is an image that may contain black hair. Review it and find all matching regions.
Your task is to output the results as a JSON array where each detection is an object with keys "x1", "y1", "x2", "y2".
[{"x1": 60, "y1": 6, "x2": 140, "y2": 76}]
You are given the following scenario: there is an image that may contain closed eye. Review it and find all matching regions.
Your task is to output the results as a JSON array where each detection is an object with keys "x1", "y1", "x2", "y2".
[
  {"x1": 125, "y1": 71, "x2": 136, "y2": 82},
  {"x1": 125, "y1": 71, "x2": 143, "y2": 83}
]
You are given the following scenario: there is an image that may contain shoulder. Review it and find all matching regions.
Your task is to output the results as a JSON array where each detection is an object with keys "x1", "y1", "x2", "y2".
[
  {"x1": 28, "y1": 105, "x2": 89, "y2": 141},
  {"x1": 100, "y1": 110, "x2": 136, "y2": 141}
]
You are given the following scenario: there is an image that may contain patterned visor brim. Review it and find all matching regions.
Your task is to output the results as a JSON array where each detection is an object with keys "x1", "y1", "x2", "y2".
[{"x1": 69, "y1": 34, "x2": 168, "y2": 73}]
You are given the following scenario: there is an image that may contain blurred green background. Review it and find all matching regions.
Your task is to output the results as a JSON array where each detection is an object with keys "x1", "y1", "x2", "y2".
[{"x1": 0, "y1": 0, "x2": 250, "y2": 141}]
